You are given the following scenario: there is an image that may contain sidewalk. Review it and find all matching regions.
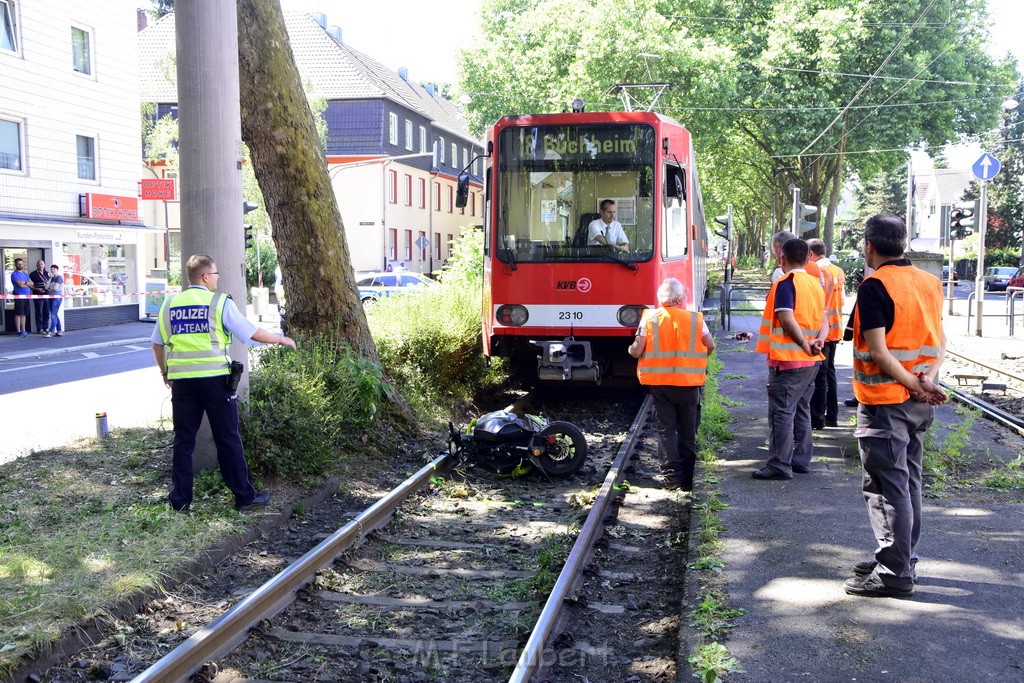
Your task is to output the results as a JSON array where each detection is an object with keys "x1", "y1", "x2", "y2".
[{"x1": 701, "y1": 314, "x2": 1024, "y2": 681}]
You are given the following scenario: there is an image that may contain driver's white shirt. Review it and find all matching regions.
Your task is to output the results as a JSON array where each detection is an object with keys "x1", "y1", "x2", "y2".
[{"x1": 588, "y1": 218, "x2": 629, "y2": 247}]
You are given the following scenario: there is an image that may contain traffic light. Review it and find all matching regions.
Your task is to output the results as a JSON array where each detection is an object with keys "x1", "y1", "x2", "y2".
[
  {"x1": 796, "y1": 203, "x2": 817, "y2": 235},
  {"x1": 949, "y1": 200, "x2": 976, "y2": 240},
  {"x1": 714, "y1": 204, "x2": 733, "y2": 240},
  {"x1": 244, "y1": 224, "x2": 254, "y2": 249}
]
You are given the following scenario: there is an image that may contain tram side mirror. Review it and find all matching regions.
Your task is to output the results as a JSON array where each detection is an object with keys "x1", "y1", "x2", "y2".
[{"x1": 455, "y1": 172, "x2": 470, "y2": 208}]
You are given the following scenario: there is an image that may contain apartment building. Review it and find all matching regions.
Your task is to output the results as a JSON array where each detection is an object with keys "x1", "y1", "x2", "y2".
[
  {"x1": 1, "y1": 1, "x2": 155, "y2": 332},
  {"x1": 137, "y1": 11, "x2": 484, "y2": 277}
]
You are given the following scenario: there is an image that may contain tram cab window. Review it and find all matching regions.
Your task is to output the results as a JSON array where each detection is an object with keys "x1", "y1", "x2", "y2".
[{"x1": 495, "y1": 123, "x2": 656, "y2": 264}]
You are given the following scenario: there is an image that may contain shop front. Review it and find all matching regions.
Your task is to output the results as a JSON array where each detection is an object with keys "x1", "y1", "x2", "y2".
[{"x1": 1, "y1": 221, "x2": 154, "y2": 333}]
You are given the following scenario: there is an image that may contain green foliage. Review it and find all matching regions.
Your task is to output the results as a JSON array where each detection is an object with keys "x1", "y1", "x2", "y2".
[
  {"x1": 366, "y1": 228, "x2": 498, "y2": 416},
  {"x1": 244, "y1": 238, "x2": 278, "y2": 289},
  {"x1": 923, "y1": 406, "x2": 977, "y2": 494},
  {"x1": 689, "y1": 642, "x2": 744, "y2": 682},
  {"x1": 985, "y1": 455, "x2": 1024, "y2": 491},
  {"x1": 241, "y1": 338, "x2": 391, "y2": 479}
]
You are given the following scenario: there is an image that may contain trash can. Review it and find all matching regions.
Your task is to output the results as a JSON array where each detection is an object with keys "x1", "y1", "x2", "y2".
[{"x1": 251, "y1": 286, "x2": 270, "y2": 321}]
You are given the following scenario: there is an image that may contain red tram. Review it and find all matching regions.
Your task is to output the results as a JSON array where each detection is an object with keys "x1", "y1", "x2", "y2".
[{"x1": 461, "y1": 110, "x2": 709, "y2": 383}]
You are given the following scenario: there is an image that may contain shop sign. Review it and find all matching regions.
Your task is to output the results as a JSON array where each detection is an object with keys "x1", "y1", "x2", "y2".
[
  {"x1": 79, "y1": 193, "x2": 140, "y2": 221},
  {"x1": 139, "y1": 178, "x2": 177, "y2": 201},
  {"x1": 75, "y1": 229, "x2": 125, "y2": 242}
]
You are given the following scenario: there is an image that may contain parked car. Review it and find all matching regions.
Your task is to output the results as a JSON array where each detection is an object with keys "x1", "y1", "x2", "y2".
[
  {"x1": 942, "y1": 265, "x2": 958, "y2": 284},
  {"x1": 1007, "y1": 265, "x2": 1024, "y2": 290},
  {"x1": 356, "y1": 272, "x2": 435, "y2": 304},
  {"x1": 983, "y1": 266, "x2": 1017, "y2": 291}
]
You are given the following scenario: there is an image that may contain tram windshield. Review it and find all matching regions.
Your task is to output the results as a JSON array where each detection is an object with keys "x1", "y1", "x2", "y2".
[{"x1": 496, "y1": 124, "x2": 656, "y2": 264}]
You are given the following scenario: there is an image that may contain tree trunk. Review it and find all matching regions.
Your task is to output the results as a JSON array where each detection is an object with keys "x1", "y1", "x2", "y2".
[{"x1": 236, "y1": 0, "x2": 376, "y2": 361}]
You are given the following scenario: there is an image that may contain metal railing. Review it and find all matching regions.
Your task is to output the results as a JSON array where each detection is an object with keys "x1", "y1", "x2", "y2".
[
  {"x1": 964, "y1": 289, "x2": 1024, "y2": 336},
  {"x1": 719, "y1": 281, "x2": 771, "y2": 331}
]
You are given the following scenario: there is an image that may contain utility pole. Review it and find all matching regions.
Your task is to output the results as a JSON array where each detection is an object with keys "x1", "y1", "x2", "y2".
[
  {"x1": 176, "y1": 0, "x2": 246, "y2": 468},
  {"x1": 975, "y1": 180, "x2": 989, "y2": 336}
]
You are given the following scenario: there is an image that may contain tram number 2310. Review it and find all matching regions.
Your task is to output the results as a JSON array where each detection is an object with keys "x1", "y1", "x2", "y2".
[{"x1": 558, "y1": 310, "x2": 584, "y2": 321}]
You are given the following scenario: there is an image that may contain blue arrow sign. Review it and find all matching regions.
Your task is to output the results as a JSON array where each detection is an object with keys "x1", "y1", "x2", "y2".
[{"x1": 972, "y1": 153, "x2": 1001, "y2": 181}]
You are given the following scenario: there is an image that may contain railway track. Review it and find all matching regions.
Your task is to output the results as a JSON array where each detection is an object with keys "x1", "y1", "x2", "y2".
[
  {"x1": 43, "y1": 389, "x2": 691, "y2": 682},
  {"x1": 941, "y1": 347, "x2": 1024, "y2": 437}
]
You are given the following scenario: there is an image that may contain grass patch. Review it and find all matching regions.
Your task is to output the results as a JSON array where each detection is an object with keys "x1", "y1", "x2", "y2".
[
  {"x1": 0, "y1": 429, "x2": 248, "y2": 678},
  {"x1": 922, "y1": 405, "x2": 978, "y2": 496},
  {"x1": 986, "y1": 455, "x2": 1024, "y2": 491}
]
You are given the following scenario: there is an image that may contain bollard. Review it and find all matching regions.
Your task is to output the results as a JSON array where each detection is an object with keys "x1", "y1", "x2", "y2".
[{"x1": 96, "y1": 412, "x2": 109, "y2": 438}]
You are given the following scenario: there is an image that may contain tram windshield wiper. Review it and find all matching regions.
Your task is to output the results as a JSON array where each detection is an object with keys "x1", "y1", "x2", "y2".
[{"x1": 599, "y1": 252, "x2": 638, "y2": 271}]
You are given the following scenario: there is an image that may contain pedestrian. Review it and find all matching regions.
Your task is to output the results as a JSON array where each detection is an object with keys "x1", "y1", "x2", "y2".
[
  {"x1": 845, "y1": 213, "x2": 946, "y2": 599},
  {"x1": 28, "y1": 259, "x2": 50, "y2": 334},
  {"x1": 10, "y1": 258, "x2": 32, "y2": 337},
  {"x1": 752, "y1": 238, "x2": 827, "y2": 480},
  {"x1": 628, "y1": 278, "x2": 714, "y2": 491},
  {"x1": 807, "y1": 238, "x2": 844, "y2": 428},
  {"x1": 46, "y1": 264, "x2": 64, "y2": 337},
  {"x1": 151, "y1": 254, "x2": 297, "y2": 512},
  {"x1": 769, "y1": 230, "x2": 796, "y2": 282}
]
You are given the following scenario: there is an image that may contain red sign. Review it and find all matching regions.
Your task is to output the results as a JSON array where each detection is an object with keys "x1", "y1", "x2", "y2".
[
  {"x1": 139, "y1": 178, "x2": 177, "y2": 201},
  {"x1": 80, "y1": 193, "x2": 140, "y2": 221}
]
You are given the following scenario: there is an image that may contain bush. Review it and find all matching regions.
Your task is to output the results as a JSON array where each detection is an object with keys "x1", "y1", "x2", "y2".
[
  {"x1": 240, "y1": 338, "x2": 389, "y2": 479},
  {"x1": 244, "y1": 239, "x2": 278, "y2": 290}
]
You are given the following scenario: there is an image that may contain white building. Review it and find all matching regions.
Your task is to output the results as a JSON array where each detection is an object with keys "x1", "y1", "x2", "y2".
[
  {"x1": 1, "y1": 1, "x2": 158, "y2": 331},
  {"x1": 909, "y1": 164, "x2": 973, "y2": 247}
]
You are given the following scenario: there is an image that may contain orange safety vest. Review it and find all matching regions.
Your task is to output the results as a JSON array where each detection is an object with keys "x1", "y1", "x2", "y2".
[
  {"x1": 636, "y1": 307, "x2": 708, "y2": 386},
  {"x1": 853, "y1": 265, "x2": 943, "y2": 405},
  {"x1": 822, "y1": 261, "x2": 846, "y2": 342},
  {"x1": 756, "y1": 271, "x2": 826, "y2": 362}
]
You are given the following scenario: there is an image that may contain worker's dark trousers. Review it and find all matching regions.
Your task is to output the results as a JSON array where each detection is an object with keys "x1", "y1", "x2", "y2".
[{"x1": 169, "y1": 376, "x2": 258, "y2": 510}]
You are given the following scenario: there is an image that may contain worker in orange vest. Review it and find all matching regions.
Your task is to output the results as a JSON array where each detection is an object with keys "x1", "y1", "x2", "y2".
[
  {"x1": 753, "y1": 238, "x2": 827, "y2": 480},
  {"x1": 629, "y1": 278, "x2": 714, "y2": 492},
  {"x1": 807, "y1": 238, "x2": 845, "y2": 428},
  {"x1": 845, "y1": 214, "x2": 946, "y2": 599}
]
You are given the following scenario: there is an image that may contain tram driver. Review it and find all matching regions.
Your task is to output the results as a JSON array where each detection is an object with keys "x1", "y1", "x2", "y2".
[{"x1": 588, "y1": 199, "x2": 630, "y2": 252}]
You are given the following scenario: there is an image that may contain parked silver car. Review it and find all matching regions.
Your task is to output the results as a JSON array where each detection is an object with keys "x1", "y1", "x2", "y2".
[{"x1": 983, "y1": 266, "x2": 1017, "y2": 291}]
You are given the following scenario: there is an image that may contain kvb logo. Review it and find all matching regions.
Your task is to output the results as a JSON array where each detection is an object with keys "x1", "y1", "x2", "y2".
[
  {"x1": 556, "y1": 278, "x2": 592, "y2": 292},
  {"x1": 556, "y1": 280, "x2": 577, "y2": 290},
  {"x1": 577, "y1": 278, "x2": 592, "y2": 293}
]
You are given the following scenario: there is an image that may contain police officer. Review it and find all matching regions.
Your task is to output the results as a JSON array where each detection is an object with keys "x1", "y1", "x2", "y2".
[
  {"x1": 151, "y1": 254, "x2": 296, "y2": 512},
  {"x1": 628, "y1": 278, "x2": 714, "y2": 491},
  {"x1": 752, "y1": 238, "x2": 827, "y2": 480},
  {"x1": 845, "y1": 214, "x2": 946, "y2": 599}
]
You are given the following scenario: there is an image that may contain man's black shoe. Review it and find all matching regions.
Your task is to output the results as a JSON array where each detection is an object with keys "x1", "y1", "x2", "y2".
[
  {"x1": 853, "y1": 560, "x2": 917, "y2": 583},
  {"x1": 825, "y1": 419, "x2": 839, "y2": 427},
  {"x1": 751, "y1": 466, "x2": 791, "y2": 480},
  {"x1": 236, "y1": 491, "x2": 271, "y2": 511},
  {"x1": 844, "y1": 574, "x2": 913, "y2": 599},
  {"x1": 792, "y1": 464, "x2": 811, "y2": 474},
  {"x1": 812, "y1": 422, "x2": 826, "y2": 430},
  {"x1": 844, "y1": 397, "x2": 859, "y2": 407}
]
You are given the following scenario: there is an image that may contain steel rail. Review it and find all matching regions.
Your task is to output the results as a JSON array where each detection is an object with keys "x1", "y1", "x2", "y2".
[
  {"x1": 508, "y1": 395, "x2": 653, "y2": 683},
  {"x1": 940, "y1": 382, "x2": 1024, "y2": 437},
  {"x1": 129, "y1": 453, "x2": 452, "y2": 683},
  {"x1": 945, "y1": 348, "x2": 1024, "y2": 386}
]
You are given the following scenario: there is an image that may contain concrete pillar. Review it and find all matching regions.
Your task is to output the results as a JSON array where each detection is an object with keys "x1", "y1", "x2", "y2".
[{"x1": 175, "y1": 0, "x2": 247, "y2": 469}]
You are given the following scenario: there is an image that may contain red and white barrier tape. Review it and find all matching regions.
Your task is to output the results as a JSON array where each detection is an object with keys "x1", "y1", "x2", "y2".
[{"x1": 1, "y1": 288, "x2": 180, "y2": 300}]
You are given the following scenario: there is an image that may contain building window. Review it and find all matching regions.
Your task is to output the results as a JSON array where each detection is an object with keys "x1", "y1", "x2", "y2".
[
  {"x1": 72, "y1": 26, "x2": 92, "y2": 75},
  {"x1": 447, "y1": 234, "x2": 454, "y2": 257},
  {"x1": 434, "y1": 183, "x2": 441, "y2": 211},
  {"x1": 418, "y1": 178, "x2": 426, "y2": 208},
  {"x1": 77, "y1": 134, "x2": 96, "y2": 180},
  {"x1": 404, "y1": 120, "x2": 413, "y2": 151},
  {"x1": 463, "y1": 148, "x2": 469, "y2": 170},
  {"x1": 388, "y1": 229, "x2": 397, "y2": 261},
  {"x1": 418, "y1": 231, "x2": 427, "y2": 261},
  {"x1": 0, "y1": 117, "x2": 22, "y2": 171},
  {"x1": 435, "y1": 232, "x2": 442, "y2": 260},
  {"x1": 470, "y1": 191, "x2": 476, "y2": 217},
  {"x1": 404, "y1": 229, "x2": 412, "y2": 260},
  {"x1": 419, "y1": 125, "x2": 427, "y2": 153},
  {"x1": 388, "y1": 112, "x2": 398, "y2": 145},
  {"x1": 446, "y1": 185, "x2": 453, "y2": 213},
  {"x1": 404, "y1": 174, "x2": 412, "y2": 206},
  {"x1": 438, "y1": 136, "x2": 445, "y2": 163},
  {"x1": 451, "y1": 143, "x2": 457, "y2": 169},
  {"x1": 388, "y1": 169, "x2": 397, "y2": 203},
  {"x1": 1, "y1": 1, "x2": 18, "y2": 53}
]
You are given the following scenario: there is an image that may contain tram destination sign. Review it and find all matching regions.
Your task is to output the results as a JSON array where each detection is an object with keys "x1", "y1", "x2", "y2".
[{"x1": 503, "y1": 124, "x2": 654, "y2": 164}]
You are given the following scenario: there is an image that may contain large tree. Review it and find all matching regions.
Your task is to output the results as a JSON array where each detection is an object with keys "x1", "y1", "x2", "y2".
[{"x1": 236, "y1": 0, "x2": 377, "y2": 359}]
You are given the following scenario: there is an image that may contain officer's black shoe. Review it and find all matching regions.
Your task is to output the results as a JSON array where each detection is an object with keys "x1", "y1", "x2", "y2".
[
  {"x1": 236, "y1": 491, "x2": 271, "y2": 511},
  {"x1": 844, "y1": 397, "x2": 859, "y2": 407}
]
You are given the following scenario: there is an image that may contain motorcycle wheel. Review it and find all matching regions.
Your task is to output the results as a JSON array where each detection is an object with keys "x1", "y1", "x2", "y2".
[{"x1": 535, "y1": 421, "x2": 587, "y2": 476}]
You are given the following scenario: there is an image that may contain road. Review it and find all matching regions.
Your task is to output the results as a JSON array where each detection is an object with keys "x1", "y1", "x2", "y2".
[{"x1": 0, "y1": 342, "x2": 169, "y2": 463}]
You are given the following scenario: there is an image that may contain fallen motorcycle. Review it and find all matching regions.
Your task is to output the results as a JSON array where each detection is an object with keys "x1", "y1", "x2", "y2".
[{"x1": 448, "y1": 410, "x2": 588, "y2": 478}]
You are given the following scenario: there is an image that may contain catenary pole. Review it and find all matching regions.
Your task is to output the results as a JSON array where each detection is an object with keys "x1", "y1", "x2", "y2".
[
  {"x1": 176, "y1": 0, "x2": 247, "y2": 467},
  {"x1": 974, "y1": 180, "x2": 988, "y2": 337}
]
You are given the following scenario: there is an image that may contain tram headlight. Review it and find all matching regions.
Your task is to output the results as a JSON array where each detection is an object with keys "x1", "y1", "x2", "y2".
[
  {"x1": 496, "y1": 304, "x2": 529, "y2": 326},
  {"x1": 616, "y1": 305, "x2": 647, "y2": 328}
]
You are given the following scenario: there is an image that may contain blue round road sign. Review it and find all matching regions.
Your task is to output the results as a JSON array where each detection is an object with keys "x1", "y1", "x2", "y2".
[{"x1": 972, "y1": 153, "x2": 1001, "y2": 181}]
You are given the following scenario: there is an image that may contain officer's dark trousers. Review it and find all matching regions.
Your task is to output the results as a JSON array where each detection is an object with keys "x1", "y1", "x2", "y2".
[
  {"x1": 650, "y1": 385, "x2": 701, "y2": 489},
  {"x1": 169, "y1": 376, "x2": 258, "y2": 510},
  {"x1": 856, "y1": 398, "x2": 932, "y2": 591},
  {"x1": 811, "y1": 340, "x2": 838, "y2": 426}
]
